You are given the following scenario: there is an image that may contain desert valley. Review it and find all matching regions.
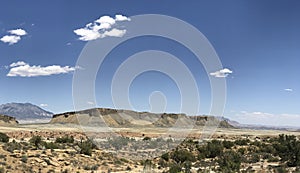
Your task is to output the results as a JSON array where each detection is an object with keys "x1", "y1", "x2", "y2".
[{"x1": 0, "y1": 104, "x2": 300, "y2": 173}]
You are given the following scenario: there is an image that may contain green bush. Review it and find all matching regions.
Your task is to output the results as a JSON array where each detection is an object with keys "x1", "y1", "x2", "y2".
[
  {"x1": 29, "y1": 135, "x2": 42, "y2": 148},
  {"x1": 3, "y1": 140, "x2": 22, "y2": 152},
  {"x1": 206, "y1": 140, "x2": 224, "y2": 158},
  {"x1": 55, "y1": 136, "x2": 74, "y2": 143},
  {"x1": 161, "y1": 153, "x2": 169, "y2": 161},
  {"x1": 78, "y1": 140, "x2": 96, "y2": 156},
  {"x1": 234, "y1": 139, "x2": 250, "y2": 146},
  {"x1": 272, "y1": 134, "x2": 300, "y2": 167},
  {"x1": 21, "y1": 155, "x2": 27, "y2": 163},
  {"x1": 218, "y1": 150, "x2": 241, "y2": 172},
  {"x1": 171, "y1": 149, "x2": 195, "y2": 164},
  {"x1": 222, "y1": 140, "x2": 234, "y2": 149},
  {"x1": 169, "y1": 164, "x2": 182, "y2": 173},
  {"x1": 247, "y1": 153, "x2": 260, "y2": 163},
  {"x1": 0, "y1": 133, "x2": 9, "y2": 143},
  {"x1": 44, "y1": 142, "x2": 59, "y2": 149}
]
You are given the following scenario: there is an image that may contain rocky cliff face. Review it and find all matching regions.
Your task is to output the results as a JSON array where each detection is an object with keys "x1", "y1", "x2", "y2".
[{"x1": 50, "y1": 108, "x2": 234, "y2": 128}]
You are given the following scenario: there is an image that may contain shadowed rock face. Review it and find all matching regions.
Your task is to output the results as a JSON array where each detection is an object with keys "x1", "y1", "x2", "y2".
[
  {"x1": 50, "y1": 108, "x2": 234, "y2": 128},
  {"x1": 0, "y1": 103, "x2": 53, "y2": 121},
  {"x1": 0, "y1": 114, "x2": 18, "y2": 126}
]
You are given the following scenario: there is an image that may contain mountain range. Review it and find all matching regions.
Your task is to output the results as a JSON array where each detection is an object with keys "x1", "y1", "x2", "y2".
[
  {"x1": 1, "y1": 102, "x2": 298, "y2": 131},
  {"x1": 0, "y1": 103, "x2": 53, "y2": 123}
]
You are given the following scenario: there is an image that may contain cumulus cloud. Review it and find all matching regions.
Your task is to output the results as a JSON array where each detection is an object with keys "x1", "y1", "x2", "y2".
[
  {"x1": 0, "y1": 35, "x2": 21, "y2": 45},
  {"x1": 8, "y1": 29, "x2": 27, "y2": 36},
  {"x1": 228, "y1": 111, "x2": 300, "y2": 127},
  {"x1": 115, "y1": 14, "x2": 131, "y2": 22},
  {"x1": 40, "y1": 104, "x2": 48, "y2": 107},
  {"x1": 7, "y1": 61, "x2": 76, "y2": 77},
  {"x1": 74, "y1": 14, "x2": 130, "y2": 41},
  {"x1": 0, "y1": 28, "x2": 27, "y2": 45},
  {"x1": 103, "y1": 28, "x2": 126, "y2": 37},
  {"x1": 74, "y1": 28, "x2": 100, "y2": 41},
  {"x1": 284, "y1": 88, "x2": 293, "y2": 92},
  {"x1": 210, "y1": 68, "x2": 233, "y2": 78}
]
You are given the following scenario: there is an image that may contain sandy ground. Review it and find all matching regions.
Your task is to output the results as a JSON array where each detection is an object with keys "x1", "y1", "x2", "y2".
[{"x1": 1, "y1": 123, "x2": 300, "y2": 139}]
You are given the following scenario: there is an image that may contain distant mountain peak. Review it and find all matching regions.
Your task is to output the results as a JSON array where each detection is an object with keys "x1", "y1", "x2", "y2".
[{"x1": 0, "y1": 102, "x2": 53, "y2": 123}]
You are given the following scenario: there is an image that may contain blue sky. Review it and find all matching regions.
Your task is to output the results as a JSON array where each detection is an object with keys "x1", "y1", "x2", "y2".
[{"x1": 0, "y1": 1, "x2": 300, "y2": 126}]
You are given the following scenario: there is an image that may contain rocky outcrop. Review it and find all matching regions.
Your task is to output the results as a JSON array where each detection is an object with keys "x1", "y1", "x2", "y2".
[{"x1": 0, "y1": 114, "x2": 18, "y2": 126}]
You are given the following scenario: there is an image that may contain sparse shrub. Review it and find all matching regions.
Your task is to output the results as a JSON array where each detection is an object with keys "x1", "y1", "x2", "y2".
[
  {"x1": 234, "y1": 139, "x2": 250, "y2": 146},
  {"x1": 247, "y1": 153, "x2": 260, "y2": 163},
  {"x1": 222, "y1": 140, "x2": 234, "y2": 149},
  {"x1": 237, "y1": 148, "x2": 246, "y2": 155},
  {"x1": 126, "y1": 166, "x2": 131, "y2": 171},
  {"x1": 21, "y1": 155, "x2": 27, "y2": 163},
  {"x1": 3, "y1": 140, "x2": 22, "y2": 152},
  {"x1": 29, "y1": 135, "x2": 42, "y2": 148},
  {"x1": 44, "y1": 142, "x2": 59, "y2": 149},
  {"x1": 183, "y1": 161, "x2": 192, "y2": 173},
  {"x1": 0, "y1": 133, "x2": 9, "y2": 143},
  {"x1": 161, "y1": 153, "x2": 169, "y2": 161},
  {"x1": 218, "y1": 150, "x2": 241, "y2": 172},
  {"x1": 55, "y1": 136, "x2": 74, "y2": 143},
  {"x1": 274, "y1": 165, "x2": 288, "y2": 173},
  {"x1": 78, "y1": 140, "x2": 96, "y2": 156},
  {"x1": 114, "y1": 160, "x2": 122, "y2": 165},
  {"x1": 90, "y1": 164, "x2": 99, "y2": 170},
  {"x1": 169, "y1": 164, "x2": 181, "y2": 173},
  {"x1": 171, "y1": 149, "x2": 195, "y2": 164},
  {"x1": 44, "y1": 159, "x2": 51, "y2": 165},
  {"x1": 143, "y1": 136, "x2": 151, "y2": 141},
  {"x1": 205, "y1": 140, "x2": 224, "y2": 158},
  {"x1": 120, "y1": 158, "x2": 129, "y2": 163},
  {"x1": 268, "y1": 156, "x2": 279, "y2": 162}
]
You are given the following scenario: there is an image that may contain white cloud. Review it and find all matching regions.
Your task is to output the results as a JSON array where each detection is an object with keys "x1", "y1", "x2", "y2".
[
  {"x1": 284, "y1": 88, "x2": 293, "y2": 92},
  {"x1": 95, "y1": 16, "x2": 116, "y2": 25},
  {"x1": 73, "y1": 28, "x2": 100, "y2": 41},
  {"x1": 115, "y1": 14, "x2": 131, "y2": 22},
  {"x1": 74, "y1": 14, "x2": 130, "y2": 41},
  {"x1": 103, "y1": 28, "x2": 126, "y2": 37},
  {"x1": 10, "y1": 61, "x2": 28, "y2": 67},
  {"x1": 8, "y1": 29, "x2": 27, "y2": 36},
  {"x1": 7, "y1": 62, "x2": 76, "y2": 77},
  {"x1": 0, "y1": 35, "x2": 21, "y2": 45},
  {"x1": 40, "y1": 104, "x2": 48, "y2": 107},
  {"x1": 210, "y1": 68, "x2": 233, "y2": 78},
  {"x1": 0, "y1": 28, "x2": 27, "y2": 45},
  {"x1": 228, "y1": 111, "x2": 300, "y2": 127}
]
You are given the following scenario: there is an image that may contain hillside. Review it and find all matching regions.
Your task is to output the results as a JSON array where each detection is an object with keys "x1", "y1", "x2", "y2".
[
  {"x1": 0, "y1": 114, "x2": 18, "y2": 126},
  {"x1": 50, "y1": 108, "x2": 233, "y2": 128}
]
